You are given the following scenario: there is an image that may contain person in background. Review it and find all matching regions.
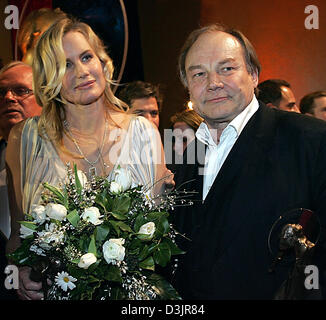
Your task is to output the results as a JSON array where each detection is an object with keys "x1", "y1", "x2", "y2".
[
  {"x1": 117, "y1": 81, "x2": 162, "y2": 128},
  {"x1": 0, "y1": 61, "x2": 42, "y2": 299},
  {"x1": 17, "y1": 8, "x2": 67, "y2": 65},
  {"x1": 257, "y1": 79, "x2": 300, "y2": 113},
  {"x1": 299, "y1": 91, "x2": 326, "y2": 121},
  {"x1": 170, "y1": 109, "x2": 203, "y2": 156}
]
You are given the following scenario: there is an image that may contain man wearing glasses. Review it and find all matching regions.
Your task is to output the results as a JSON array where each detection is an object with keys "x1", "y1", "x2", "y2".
[{"x1": 0, "y1": 61, "x2": 42, "y2": 299}]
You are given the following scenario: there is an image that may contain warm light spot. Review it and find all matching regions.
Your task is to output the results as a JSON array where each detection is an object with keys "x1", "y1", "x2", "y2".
[{"x1": 187, "y1": 101, "x2": 193, "y2": 110}]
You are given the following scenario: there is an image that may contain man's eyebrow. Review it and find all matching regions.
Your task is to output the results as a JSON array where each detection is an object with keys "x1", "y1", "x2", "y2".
[
  {"x1": 218, "y1": 58, "x2": 236, "y2": 66},
  {"x1": 187, "y1": 58, "x2": 237, "y2": 72},
  {"x1": 187, "y1": 65, "x2": 203, "y2": 72}
]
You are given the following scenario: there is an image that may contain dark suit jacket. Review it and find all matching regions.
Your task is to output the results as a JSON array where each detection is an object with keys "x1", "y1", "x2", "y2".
[{"x1": 171, "y1": 102, "x2": 326, "y2": 300}]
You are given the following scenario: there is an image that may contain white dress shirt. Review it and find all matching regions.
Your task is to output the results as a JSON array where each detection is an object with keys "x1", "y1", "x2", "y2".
[{"x1": 196, "y1": 96, "x2": 259, "y2": 201}]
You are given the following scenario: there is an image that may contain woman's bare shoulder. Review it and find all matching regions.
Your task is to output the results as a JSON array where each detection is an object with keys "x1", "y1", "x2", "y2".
[{"x1": 109, "y1": 110, "x2": 135, "y2": 130}]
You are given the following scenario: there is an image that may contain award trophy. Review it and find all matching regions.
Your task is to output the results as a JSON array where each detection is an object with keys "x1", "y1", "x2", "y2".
[{"x1": 268, "y1": 208, "x2": 321, "y2": 300}]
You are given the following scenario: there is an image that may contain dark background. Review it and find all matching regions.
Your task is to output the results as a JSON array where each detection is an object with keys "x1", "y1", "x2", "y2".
[{"x1": 1, "y1": 0, "x2": 326, "y2": 133}]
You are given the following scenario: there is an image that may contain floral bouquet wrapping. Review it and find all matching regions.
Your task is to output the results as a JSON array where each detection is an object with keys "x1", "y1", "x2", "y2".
[{"x1": 8, "y1": 164, "x2": 187, "y2": 300}]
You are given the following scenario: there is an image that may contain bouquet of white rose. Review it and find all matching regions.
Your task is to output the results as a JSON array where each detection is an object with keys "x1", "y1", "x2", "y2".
[{"x1": 8, "y1": 164, "x2": 188, "y2": 300}]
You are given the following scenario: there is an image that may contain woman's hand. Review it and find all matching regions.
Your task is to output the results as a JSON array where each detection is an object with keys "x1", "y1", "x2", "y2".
[
  {"x1": 163, "y1": 168, "x2": 175, "y2": 192},
  {"x1": 17, "y1": 266, "x2": 43, "y2": 300}
]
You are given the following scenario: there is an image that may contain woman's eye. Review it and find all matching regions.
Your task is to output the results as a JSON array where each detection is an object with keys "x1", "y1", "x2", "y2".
[
  {"x1": 66, "y1": 61, "x2": 72, "y2": 69},
  {"x1": 82, "y1": 54, "x2": 92, "y2": 62}
]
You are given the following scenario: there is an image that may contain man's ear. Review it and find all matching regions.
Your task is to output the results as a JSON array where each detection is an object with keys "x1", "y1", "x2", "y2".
[
  {"x1": 251, "y1": 69, "x2": 259, "y2": 88},
  {"x1": 266, "y1": 102, "x2": 278, "y2": 110}
]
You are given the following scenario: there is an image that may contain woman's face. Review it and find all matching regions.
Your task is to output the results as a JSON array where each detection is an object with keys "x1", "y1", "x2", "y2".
[{"x1": 60, "y1": 31, "x2": 106, "y2": 106}]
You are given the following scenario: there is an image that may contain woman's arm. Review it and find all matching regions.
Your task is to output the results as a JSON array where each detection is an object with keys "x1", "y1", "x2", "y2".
[
  {"x1": 6, "y1": 121, "x2": 24, "y2": 255},
  {"x1": 5, "y1": 121, "x2": 43, "y2": 300}
]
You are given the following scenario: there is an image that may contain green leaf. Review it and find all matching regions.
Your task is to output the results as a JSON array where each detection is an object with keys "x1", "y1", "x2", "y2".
[
  {"x1": 148, "y1": 242, "x2": 159, "y2": 255},
  {"x1": 70, "y1": 259, "x2": 80, "y2": 264},
  {"x1": 156, "y1": 216, "x2": 170, "y2": 237},
  {"x1": 110, "y1": 211, "x2": 127, "y2": 221},
  {"x1": 116, "y1": 221, "x2": 133, "y2": 233},
  {"x1": 88, "y1": 234, "x2": 97, "y2": 256},
  {"x1": 109, "y1": 220, "x2": 120, "y2": 237},
  {"x1": 19, "y1": 220, "x2": 37, "y2": 230},
  {"x1": 79, "y1": 235, "x2": 90, "y2": 252},
  {"x1": 95, "y1": 192, "x2": 110, "y2": 212},
  {"x1": 133, "y1": 214, "x2": 147, "y2": 232},
  {"x1": 43, "y1": 182, "x2": 65, "y2": 204},
  {"x1": 111, "y1": 195, "x2": 131, "y2": 214},
  {"x1": 147, "y1": 211, "x2": 168, "y2": 221},
  {"x1": 7, "y1": 239, "x2": 35, "y2": 265},
  {"x1": 138, "y1": 243, "x2": 158, "y2": 260},
  {"x1": 67, "y1": 209, "x2": 80, "y2": 227},
  {"x1": 139, "y1": 256, "x2": 155, "y2": 271},
  {"x1": 163, "y1": 238, "x2": 186, "y2": 255},
  {"x1": 137, "y1": 233, "x2": 153, "y2": 241},
  {"x1": 153, "y1": 242, "x2": 171, "y2": 267},
  {"x1": 128, "y1": 238, "x2": 142, "y2": 255},
  {"x1": 95, "y1": 224, "x2": 110, "y2": 242},
  {"x1": 146, "y1": 273, "x2": 182, "y2": 300},
  {"x1": 138, "y1": 244, "x2": 150, "y2": 261},
  {"x1": 103, "y1": 265, "x2": 122, "y2": 282}
]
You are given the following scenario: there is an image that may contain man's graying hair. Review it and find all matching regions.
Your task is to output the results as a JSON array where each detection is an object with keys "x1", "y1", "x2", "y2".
[{"x1": 178, "y1": 23, "x2": 261, "y2": 87}]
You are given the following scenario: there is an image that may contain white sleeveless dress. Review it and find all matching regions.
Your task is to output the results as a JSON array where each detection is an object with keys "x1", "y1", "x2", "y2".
[{"x1": 20, "y1": 116, "x2": 163, "y2": 214}]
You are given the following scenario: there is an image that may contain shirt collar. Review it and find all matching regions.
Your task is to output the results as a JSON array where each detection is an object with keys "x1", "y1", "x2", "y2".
[{"x1": 196, "y1": 95, "x2": 259, "y2": 146}]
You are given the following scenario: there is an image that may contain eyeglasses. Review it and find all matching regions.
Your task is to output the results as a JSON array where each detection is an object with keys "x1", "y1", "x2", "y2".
[{"x1": 0, "y1": 87, "x2": 33, "y2": 99}]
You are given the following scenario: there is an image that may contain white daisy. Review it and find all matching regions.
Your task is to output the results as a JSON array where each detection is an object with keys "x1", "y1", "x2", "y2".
[{"x1": 55, "y1": 271, "x2": 77, "y2": 292}]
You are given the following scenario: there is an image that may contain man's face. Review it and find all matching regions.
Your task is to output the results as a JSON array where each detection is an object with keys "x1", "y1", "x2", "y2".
[
  {"x1": 311, "y1": 96, "x2": 326, "y2": 121},
  {"x1": 0, "y1": 65, "x2": 42, "y2": 138},
  {"x1": 129, "y1": 96, "x2": 160, "y2": 128},
  {"x1": 185, "y1": 31, "x2": 258, "y2": 128},
  {"x1": 278, "y1": 86, "x2": 300, "y2": 113}
]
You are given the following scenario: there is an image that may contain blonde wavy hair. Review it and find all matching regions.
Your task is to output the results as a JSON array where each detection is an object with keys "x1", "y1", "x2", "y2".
[{"x1": 32, "y1": 17, "x2": 128, "y2": 147}]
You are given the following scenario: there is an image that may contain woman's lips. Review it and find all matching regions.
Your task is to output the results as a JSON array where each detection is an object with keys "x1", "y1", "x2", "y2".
[{"x1": 75, "y1": 80, "x2": 95, "y2": 89}]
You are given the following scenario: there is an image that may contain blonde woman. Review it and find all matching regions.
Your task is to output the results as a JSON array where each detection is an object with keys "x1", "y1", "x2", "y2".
[{"x1": 6, "y1": 18, "x2": 173, "y2": 300}]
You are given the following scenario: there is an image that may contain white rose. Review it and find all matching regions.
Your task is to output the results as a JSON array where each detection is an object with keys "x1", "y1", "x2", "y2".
[
  {"x1": 31, "y1": 204, "x2": 47, "y2": 224},
  {"x1": 45, "y1": 203, "x2": 67, "y2": 221},
  {"x1": 20, "y1": 224, "x2": 35, "y2": 239},
  {"x1": 78, "y1": 253, "x2": 97, "y2": 269},
  {"x1": 37, "y1": 223, "x2": 64, "y2": 250},
  {"x1": 103, "y1": 238, "x2": 125, "y2": 265},
  {"x1": 112, "y1": 168, "x2": 132, "y2": 192},
  {"x1": 110, "y1": 181, "x2": 122, "y2": 194},
  {"x1": 138, "y1": 222, "x2": 156, "y2": 239},
  {"x1": 81, "y1": 207, "x2": 103, "y2": 225},
  {"x1": 77, "y1": 170, "x2": 88, "y2": 187}
]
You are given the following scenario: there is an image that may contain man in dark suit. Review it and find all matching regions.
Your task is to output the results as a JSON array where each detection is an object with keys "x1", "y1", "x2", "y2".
[
  {"x1": 257, "y1": 79, "x2": 300, "y2": 113},
  {"x1": 172, "y1": 24, "x2": 326, "y2": 299}
]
